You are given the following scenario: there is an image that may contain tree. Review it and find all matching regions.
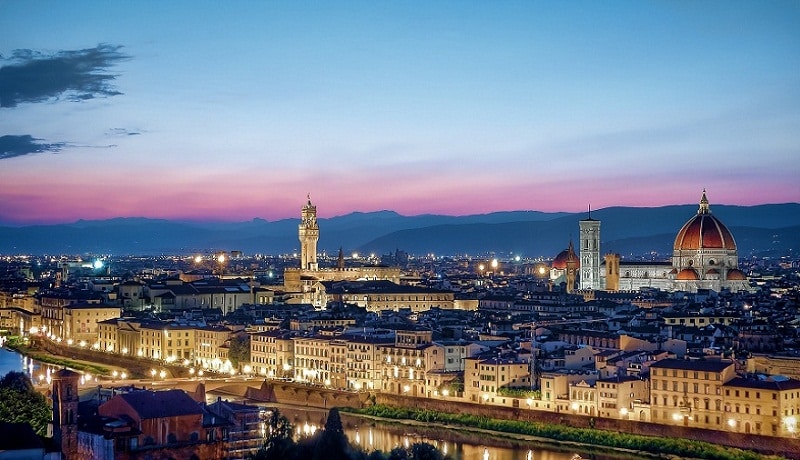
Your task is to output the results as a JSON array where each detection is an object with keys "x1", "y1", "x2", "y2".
[
  {"x1": 313, "y1": 407, "x2": 350, "y2": 460},
  {"x1": 228, "y1": 334, "x2": 251, "y2": 368},
  {"x1": 0, "y1": 371, "x2": 51, "y2": 436},
  {"x1": 250, "y1": 409, "x2": 296, "y2": 460},
  {"x1": 388, "y1": 447, "x2": 409, "y2": 460},
  {"x1": 409, "y1": 443, "x2": 445, "y2": 460},
  {"x1": 0, "y1": 371, "x2": 34, "y2": 393},
  {"x1": 386, "y1": 443, "x2": 449, "y2": 460}
]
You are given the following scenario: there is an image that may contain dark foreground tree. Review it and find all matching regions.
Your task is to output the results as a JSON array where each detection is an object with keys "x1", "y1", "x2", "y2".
[
  {"x1": 250, "y1": 409, "x2": 296, "y2": 460},
  {"x1": 0, "y1": 371, "x2": 51, "y2": 436},
  {"x1": 250, "y1": 406, "x2": 449, "y2": 460},
  {"x1": 313, "y1": 407, "x2": 350, "y2": 460}
]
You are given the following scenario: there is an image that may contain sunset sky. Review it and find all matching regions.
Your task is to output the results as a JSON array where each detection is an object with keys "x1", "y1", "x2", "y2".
[{"x1": 1, "y1": 1, "x2": 798, "y2": 225}]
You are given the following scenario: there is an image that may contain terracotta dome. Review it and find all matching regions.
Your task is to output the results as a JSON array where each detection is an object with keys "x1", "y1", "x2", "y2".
[
  {"x1": 674, "y1": 191, "x2": 736, "y2": 251},
  {"x1": 726, "y1": 268, "x2": 747, "y2": 280},
  {"x1": 706, "y1": 268, "x2": 720, "y2": 275},
  {"x1": 552, "y1": 242, "x2": 579, "y2": 270},
  {"x1": 676, "y1": 268, "x2": 700, "y2": 280}
]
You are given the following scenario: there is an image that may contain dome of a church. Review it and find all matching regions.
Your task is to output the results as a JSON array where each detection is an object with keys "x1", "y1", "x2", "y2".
[
  {"x1": 726, "y1": 268, "x2": 747, "y2": 280},
  {"x1": 676, "y1": 268, "x2": 700, "y2": 280},
  {"x1": 673, "y1": 191, "x2": 736, "y2": 251},
  {"x1": 552, "y1": 242, "x2": 579, "y2": 270}
]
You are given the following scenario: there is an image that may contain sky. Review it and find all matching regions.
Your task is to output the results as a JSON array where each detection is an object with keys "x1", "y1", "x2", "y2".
[{"x1": 1, "y1": 1, "x2": 799, "y2": 225}]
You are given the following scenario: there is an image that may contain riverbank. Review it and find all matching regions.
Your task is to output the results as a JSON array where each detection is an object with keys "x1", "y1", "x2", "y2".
[
  {"x1": 342, "y1": 405, "x2": 784, "y2": 460},
  {"x1": 340, "y1": 410, "x2": 656, "y2": 460},
  {"x1": 3, "y1": 337, "x2": 116, "y2": 376}
]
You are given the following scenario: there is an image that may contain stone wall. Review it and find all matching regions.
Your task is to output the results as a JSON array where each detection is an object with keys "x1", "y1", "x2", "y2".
[
  {"x1": 267, "y1": 383, "x2": 368, "y2": 409},
  {"x1": 376, "y1": 393, "x2": 800, "y2": 458}
]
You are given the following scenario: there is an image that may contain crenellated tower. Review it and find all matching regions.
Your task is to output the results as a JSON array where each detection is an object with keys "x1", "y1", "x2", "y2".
[{"x1": 299, "y1": 195, "x2": 319, "y2": 271}]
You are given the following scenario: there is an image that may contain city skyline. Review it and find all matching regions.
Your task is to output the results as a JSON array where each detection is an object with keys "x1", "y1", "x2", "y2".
[{"x1": 1, "y1": 1, "x2": 799, "y2": 225}]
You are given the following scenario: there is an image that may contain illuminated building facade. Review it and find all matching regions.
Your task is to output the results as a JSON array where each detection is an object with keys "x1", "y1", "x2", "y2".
[
  {"x1": 579, "y1": 214, "x2": 601, "y2": 290},
  {"x1": 284, "y1": 197, "x2": 401, "y2": 300}
]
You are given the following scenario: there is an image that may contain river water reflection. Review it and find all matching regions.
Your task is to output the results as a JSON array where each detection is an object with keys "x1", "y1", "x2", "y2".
[
  {"x1": 0, "y1": 346, "x2": 56, "y2": 382},
  {"x1": 260, "y1": 404, "x2": 649, "y2": 460}
]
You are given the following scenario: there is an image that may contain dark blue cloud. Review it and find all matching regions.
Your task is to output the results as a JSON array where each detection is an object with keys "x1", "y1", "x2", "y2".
[
  {"x1": 108, "y1": 127, "x2": 142, "y2": 137},
  {"x1": 0, "y1": 135, "x2": 65, "y2": 159},
  {"x1": 0, "y1": 44, "x2": 129, "y2": 108}
]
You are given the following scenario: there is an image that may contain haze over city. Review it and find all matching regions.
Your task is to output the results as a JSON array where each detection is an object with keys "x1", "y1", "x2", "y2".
[{"x1": 1, "y1": 1, "x2": 799, "y2": 225}]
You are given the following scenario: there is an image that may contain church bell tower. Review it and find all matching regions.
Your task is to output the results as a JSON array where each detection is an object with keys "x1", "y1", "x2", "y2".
[
  {"x1": 52, "y1": 368, "x2": 80, "y2": 459},
  {"x1": 579, "y1": 207, "x2": 601, "y2": 290},
  {"x1": 299, "y1": 195, "x2": 319, "y2": 271}
]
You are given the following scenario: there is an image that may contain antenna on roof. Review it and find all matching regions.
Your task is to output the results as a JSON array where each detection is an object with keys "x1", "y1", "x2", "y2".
[{"x1": 588, "y1": 204, "x2": 591, "y2": 219}]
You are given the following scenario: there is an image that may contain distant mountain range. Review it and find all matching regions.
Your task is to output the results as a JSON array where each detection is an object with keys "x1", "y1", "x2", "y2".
[{"x1": 1, "y1": 204, "x2": 798, "y2": 258}]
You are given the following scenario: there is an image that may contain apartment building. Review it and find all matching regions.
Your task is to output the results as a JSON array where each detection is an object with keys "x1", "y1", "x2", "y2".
[
  {"x1": 62, "y1": 303, "x2": 121, "y2": 345},
  {"x1": 381, "y1": 330, "x2": 432, "y2": 397},
  {"x1": 649, "y1": 358, "x2": 736, "y2": 428},
  {"x1": 465, "y1": 355, "x2": 531, "y2": 403}
]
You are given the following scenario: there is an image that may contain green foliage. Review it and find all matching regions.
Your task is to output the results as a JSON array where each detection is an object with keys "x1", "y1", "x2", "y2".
[
  {"x1": 0, "y1": 371, "x2": 35, "y2": 393},
  {"x1": 0, "y1": 371, "x2": 52, "y2": 436},
  {"x1": 25, "y1": 353, "x2": 109, "y2": 375},
  {"x1": 496, "y1": 387, "x2": 540, "y2": 399},
  {"x1": 3, "y1": 335, "x2": 28, "y2": 350},
  {"x1": 5, "y1": 336, "x2": 109, "y2": 375},
  {"x1": 228, "y1": 334, "x2": 251, "y2": 368},
  {"x1": 345, "y1": 404, "x2": 768, "y2": 460}
]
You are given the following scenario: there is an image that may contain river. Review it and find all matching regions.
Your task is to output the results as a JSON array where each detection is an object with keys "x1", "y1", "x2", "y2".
[
  {"x1": 0, "y1": 345, "x2": 65, "y2": 385},
  {"x1": 219, "y1": 400, "x2": 650, "y2": 460}
]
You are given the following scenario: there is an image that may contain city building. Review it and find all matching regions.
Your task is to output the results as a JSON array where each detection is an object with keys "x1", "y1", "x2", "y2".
[
  {"x1": 316, "y1": 280, "x2": 455, "y2": 313},
  {"x1": 605, "y1": 191, "x2": 751, "y2": 293},
  {"x1": 465, "y1": 356, "x2": 531, "y2": 404},
  {"x1": 62, "y1": 303, "x2": 121, "y2": 345},
  {"x1": 207, "y1": 398, "x2": 263, "y2": 459},
  {"x1": 283, "y1": 197, "x2": 401, "y2": 301}
]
